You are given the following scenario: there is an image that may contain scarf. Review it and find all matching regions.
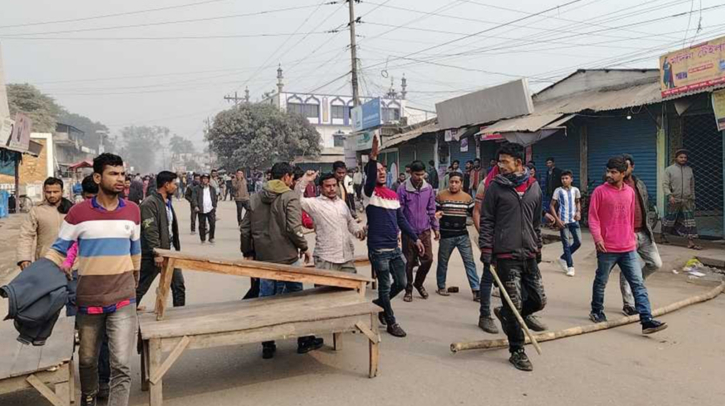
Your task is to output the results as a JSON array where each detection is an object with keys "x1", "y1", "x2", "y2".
[{"x1": 504, "y1": 169, "x2": 530, "y2": 188}]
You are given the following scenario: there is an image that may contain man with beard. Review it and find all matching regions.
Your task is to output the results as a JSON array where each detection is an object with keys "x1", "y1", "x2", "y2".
[
  {"x1": 18, "y1": 177, "x2": 73, "y2": 269},
  {"x1": 46, "y1": 153, "x2": 141, "y2": 406}
]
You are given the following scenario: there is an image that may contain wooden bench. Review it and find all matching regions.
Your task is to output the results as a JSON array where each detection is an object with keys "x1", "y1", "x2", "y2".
[
  {"x1": 140, "y1": 251, "x2": 382, "y2": 406},
  {"x1": 0, "y1": 317, "x2": 75, "y2": 406}
]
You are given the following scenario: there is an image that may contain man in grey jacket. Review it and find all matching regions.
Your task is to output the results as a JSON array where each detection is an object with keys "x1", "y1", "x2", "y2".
[
  {"x1": 619, "y1": 154, "x2": 662, "y2": 316},
  {"x1": 662, "y1": 149, "x2": 701, "y2": 250},
  {"x1": 240, "y1": 162, "x2": 321, "y2": 359}
]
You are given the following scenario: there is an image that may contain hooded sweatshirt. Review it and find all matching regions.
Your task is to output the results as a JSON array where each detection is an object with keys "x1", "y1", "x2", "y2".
[{"x1": 240, "y1": 179, "x2": 308, "y2": 264}]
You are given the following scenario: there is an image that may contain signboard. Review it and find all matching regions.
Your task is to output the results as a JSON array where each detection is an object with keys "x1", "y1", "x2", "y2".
[
  {"x1": 0, "y1": 117, "x2": 13, "y2": 145},
  {"x1": 350, "y1": 129, "x2": 378, "y2": 151},
  {"x1": 7, "y1": 113, "x2": 32, "y2": 152},
  {"x1": 460, "y1": 137, "x2": 468, "y2": 152},
  {"x1": 660, "y1": 36, "x2": 725, "y2": 98},
  {"x1": 712, "y1": 88, "x2": 725, "y2": 131},
  {"x1": 351, "y1": 98, "x2": 382, "y2": 132}
]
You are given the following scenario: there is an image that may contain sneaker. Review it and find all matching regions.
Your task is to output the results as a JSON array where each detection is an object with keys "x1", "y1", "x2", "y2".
[
  {"x1": 386, "y1": 323, "x2": 407, "y2": 337},
  {"x1": 403, "y1": 291, "x2": 413, "y2": 302},
  {"x1": 589, "y1": 312, "x2": 608, "y2": 323},
  {"x1": 209, "y1": 239, "x2": 215, "y2": 244},
  {"x1": 566, "y1": 267, "x2": 576, "y2": 277},
  {"x1": 622, "y1": 305, "x2": 638, "y2": 316},
  {"x1": 642, "y1": 320, "x2": 668, "y2": 335},
  {"x1": 262, "y1": 342, "x2": 276, "y2": 359},
  {"x1": 509, "y1": 349, "x2": 533, "y2": 372},
  {"x1": 297, "y1": 337, "x2": 324, "y2": 354},
  {"x1": 524, "y1": 315, "x2": 547, "y2": 332},
  {"x1": 415, "y1": 285, "x2": 429, "y2": 299},
  {"x1": 558, "y1": 258, "x2": 568, "y2": 273},
  {"x1": 81, "y1": 394, "x2": 97, "y2": 406},
  {"x1": 478, "y1": 316, "x2": 499, "y2": 334},
  {"x1": 190, "y1": 230, "x2": 195, "y2": 235},
  {"x1": 436, "y1": 288, "x2": 450, "y2": 296},
  {"x1": 97, "y1": 382, "x2": 110, "y2": 399},
  {"x1": 493, "y1": 307, "x2": 510, "y2": 336},
  {"x1": 472, "y1": 290, "x2": 481, "y2": 302}
]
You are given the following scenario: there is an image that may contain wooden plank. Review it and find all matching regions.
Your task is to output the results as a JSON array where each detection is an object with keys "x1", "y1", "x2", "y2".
[
  {"x1": 155, "y1": 258, "x2": 177, "y2": 321},
  {"x1": 369, "y1": 314, "x2": 379, "y2": 378},
  {"x1": 140, "y1": 340, "x2": 149, "y2": 392},
  {"x1": 353, "y1": 256, "x2": 370, "y2": 267},
  {"x1": 37, "y1": 318, "x2": 75, "y2": 372},
  {"x1": 0, "y1": 367, "x2": 68, "y2": 396},
  {"x1": 333, "y1": 333, "x2": 343, "y2": 351},
  {"x1": 158, "y1": 314, "x2": 372, "y2": 352},
  {"x1": 149, "y1": 336, "x2": 190, "y2": 385},
  {"x1": 26, "y1": 374, "x2": 66, "y2": 406},
  {"x1": 7, "y1": 340, "x2": 43, "y2": 380},
  {"x1": 155, "y1": 248, "x2": 371, "y2": 283},
  {"x1": 0, "y1": 338, "x2": 23, "y2": 380},
  {"x1": 149, "y1": 339, "x2": 163, "y2": 406},
  {"x1": 355, "y1": 321, "x2": 380, "y2": 344}
]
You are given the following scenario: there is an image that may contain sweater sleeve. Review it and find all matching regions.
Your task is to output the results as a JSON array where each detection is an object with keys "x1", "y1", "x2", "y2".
[
  {"x1": 62, "y1": 242, "x2": 79, "y2": 268},
  {"x1": 16, "y1": 208, "x2": 39, "y2": 264},
  {"x1": 588, "y1": 188, "x2": 603, "y2": 244},
  {"x1": 397, "y1": 208, "x2": 418, "y2": 240},
  {"x1": 364, "y1": 159, "x2": 378, "y2": 197}
]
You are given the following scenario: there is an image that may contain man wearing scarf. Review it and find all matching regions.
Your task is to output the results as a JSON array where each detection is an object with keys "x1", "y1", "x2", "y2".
[{"x1": 478, "y1": 144, "x2": 546, "y2": 372}]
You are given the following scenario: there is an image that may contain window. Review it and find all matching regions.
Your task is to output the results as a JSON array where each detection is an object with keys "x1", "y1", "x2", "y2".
[
  {"x1": 331, "y1": 105, "x2": 346, "y2": 119},
  {"x1": 287, "y1": 102, "x2": 304, "y2": 116},
  {"x1": 333, "y1": 132, "x2": 345, "y2": 147},
  {"x1": 382, "y1": 107, "x2": 400, "y2": 123},
  {"x1": 287, "y1": 102, "x2": 320, "y2": 118}
]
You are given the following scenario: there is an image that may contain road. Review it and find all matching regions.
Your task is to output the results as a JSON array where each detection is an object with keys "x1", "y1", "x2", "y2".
[{"x1": 2, "y1": 198, "x2": 724, "y2": 406}]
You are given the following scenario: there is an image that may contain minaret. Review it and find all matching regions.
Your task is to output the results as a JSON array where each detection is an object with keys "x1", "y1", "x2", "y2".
[
  {"x1": 401, "y1": 74, "x2": 407, "y2": 100},
  {"x1": 244, "y1": 87, "x2": 250, "y2": 104},
  {"x1": 276, "y1": 64, "x2": 284, "y2": 95}
]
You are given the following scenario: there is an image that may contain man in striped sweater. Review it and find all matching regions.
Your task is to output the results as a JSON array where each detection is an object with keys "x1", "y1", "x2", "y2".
[{"x1": 46, "y1": 153, "x2": 141, "y2": 406}]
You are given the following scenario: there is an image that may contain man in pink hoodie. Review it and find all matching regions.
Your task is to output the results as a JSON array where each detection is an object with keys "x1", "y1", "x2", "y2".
[{"x1": 588, "y1": 156, "x2": 668, "y2": 335}]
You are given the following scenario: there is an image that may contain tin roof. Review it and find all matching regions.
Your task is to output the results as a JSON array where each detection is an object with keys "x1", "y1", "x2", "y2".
[{"x1": 383, "y1": 119, "x2": 439, "y2": 149}]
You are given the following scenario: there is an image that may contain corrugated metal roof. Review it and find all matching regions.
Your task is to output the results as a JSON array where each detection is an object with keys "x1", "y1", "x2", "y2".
[
  {"x1": 534, "y1": 80, "x2": 662, "y2": 114},
  {"x1": 479, "y1": 113, "x2": 565, "y2": 133},
  {"x1": 383, "y1": 121, "x2": 439, "y2": 149}
]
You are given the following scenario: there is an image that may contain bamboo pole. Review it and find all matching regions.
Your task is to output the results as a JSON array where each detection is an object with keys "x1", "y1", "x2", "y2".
[{"x1": 450, "y1": 282, "x2": 725, "y2": 353}]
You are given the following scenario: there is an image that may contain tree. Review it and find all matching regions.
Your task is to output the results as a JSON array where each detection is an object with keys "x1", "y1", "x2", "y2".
[
  {"x1": 6, "y1": 83, "x2": 61, "y2": 132},
  {"x1": 118, "y1": 125, "x2": 170, "y2": 174},
  {"x1": 207, "y1": 103, "x2": 321, "y2": 170},
  {"x1": 57, "y1": 109, "x2": 110, "y2": 153},
  {"x1": 169, "y1": 135, "x2": 195, "y2": 158}
]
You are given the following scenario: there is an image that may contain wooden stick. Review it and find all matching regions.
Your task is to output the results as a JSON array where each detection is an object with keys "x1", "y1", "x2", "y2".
[
  {"x1": 451, "y1": 282, "x2": 725, "y2": 353},
  {"x1": 488, "y1": 265, "x2": 542, "y2": 355}
]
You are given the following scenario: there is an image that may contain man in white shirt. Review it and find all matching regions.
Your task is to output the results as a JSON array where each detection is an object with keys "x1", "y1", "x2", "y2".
[
  {"x1": 352, "y1": 167, "x2": 364, "y2": 203},
  {"x1": 296, "y1": 171, "x2": 365, "y2": 272},
  {"x1": 194, "y1": 174, "x2": 218, "y2": 244}
]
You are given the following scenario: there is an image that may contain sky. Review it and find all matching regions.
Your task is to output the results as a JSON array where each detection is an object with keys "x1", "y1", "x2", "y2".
[{"x1": 2, "y1": 0, "x2": 724, "y2": 149}]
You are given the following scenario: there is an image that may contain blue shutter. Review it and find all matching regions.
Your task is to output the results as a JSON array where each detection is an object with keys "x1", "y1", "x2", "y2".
[
  {"x1": 450, "y1": 136, "x2": 477, "y2": 164},
  {"x1": 587, "y1": 114, "x2": 658, "y2": 199},
  {"x1": 532, "y1": 129, "x2": 581, "y2": 188}
]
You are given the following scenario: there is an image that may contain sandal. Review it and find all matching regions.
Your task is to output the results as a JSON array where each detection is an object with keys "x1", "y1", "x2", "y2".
[{"x1": 688, "y1": 244, "x2": 703, "y2": 250}]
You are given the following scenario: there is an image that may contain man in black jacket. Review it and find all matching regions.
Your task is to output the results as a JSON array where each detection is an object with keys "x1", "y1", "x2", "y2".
[
  {"x1": 545, "y1": 157, "x2": 563, "y2": 198},
  {"x1": 194, "y1": 174, "x2": 218, "y2": 244},
  {"x1": 184, "y1": 173, "x2": 200, "y2": 234},
  {"x1": 479, "y1": 144, "x2": 547, "y2": 372},
  {"x1": 136, "y1": 171, "x2": 186, "y2": 307}
]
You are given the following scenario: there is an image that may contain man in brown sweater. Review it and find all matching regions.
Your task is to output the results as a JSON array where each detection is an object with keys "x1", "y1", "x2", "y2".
[{"x1": 232, "y1": 168, "x2": 250, "y2": 226}]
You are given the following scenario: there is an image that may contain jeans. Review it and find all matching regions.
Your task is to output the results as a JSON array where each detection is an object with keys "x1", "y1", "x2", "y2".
[
  {"x1": 235, "y1": 200, "x2": 250, "y2": 225},
  {"x1": 619, "y1": 231, "x2": 662, "y2": 308},
  {"x1": 136, "y1": 258, "x2": 186, "y2": 307},
  {"x1": 591, "y1": 251, "x2": 653, "y2": 323},
  {"x1": 559, "y1": 222, "x2": 582, "y2": 268},
  {"x1": 436, "y1": 235, "x2": 480, "y2": 291},
  {"x1": 402, "y1": 229, "x2": 433, "y2": 292},
  {"x1": 369, "y1": 248, "x2": 407, "y2": 325},
  {"x1": 77, "y1": 304, "x2": 137, "y2": 406},
  {"x1": 479, "y1": 262, "x2": 494, "y2": 318},
  {"x1": 496, "y1": 258, "x2": 546, "y2": 353},
  {"x1": 314, "y1": 257, "x2": 357, "y2": 273},
  {"x1": 198, "y1": 209, "x2": 216, "y2": 241},
  {"x1": 259, "y1": 261, "x2": 309, "y2": 347}
]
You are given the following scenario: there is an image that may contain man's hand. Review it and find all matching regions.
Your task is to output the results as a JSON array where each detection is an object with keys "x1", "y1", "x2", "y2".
[
  {"x1": 304, "y1": 170, "x2": 318, "y2": 183},
  {"x1": 370, "y1": 134, "x2": 379, "y2": 161},
  {"x1": 59, "y1": 264, "x2": 73, "y2": 280},
  {"x1": 415, "y1": 239, "x2": 425, "y2": 255},
  {"x1": 154, "y1": 255, "x2": 164, "y2": 268},
  {"x1": 574, "y1": 212, "x2": 581, "y2": 221},
  {"x1": 355, "y1": 229, "x2": 366, "y2": 241},
  {"x1": 434, "y1": 211, "x2": 443, "y2": 220},
  {"x1": 669, "y1": 196, "x2": 676, "y2": 205},
  {"x1": 194, "y1": 207, "x2": 200, "y2": 213},
  {"x1": 18, "y1": 261, "x2": 31, "y2": 270},
  {"x1": 480, "y1": 252, "x2": 492, "y2": 265},
  {"x1": 595, "y1": 241, "x2": 607, "y2": 253},
  {"x1": 300, "y1": 250, "x2": 312, "y2": 265},
  {"x1": 555, "y1": 219, "x2": 565, "y2": 230},
  {"x1": 433, "y1": 230, "x2": 440, "y2": 241}
]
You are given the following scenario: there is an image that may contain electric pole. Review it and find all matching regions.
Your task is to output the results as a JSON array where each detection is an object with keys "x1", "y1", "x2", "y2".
[
  {"x1": 348, "y1": 0, "x2": 361, "y2": 106},
  {"x1": 224, "y1": 91, "x2": 243, "y2": 106}
]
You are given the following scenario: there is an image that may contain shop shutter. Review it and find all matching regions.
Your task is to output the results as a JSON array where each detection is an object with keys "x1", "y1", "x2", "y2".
[
  {"x1": 449, "y1": 136, "x2": 477, "y2": 165},
  {"x1": 399, "y1": 146, "x2": 416, "y2": 173},
  {"x1": 415, "y1": 139, "x2": 436, "y2": 168},
  {"x1": 532, "y1": 129, "x2": 581, "y2": 188},
  {"x1": 587, "y1": 114, "x2": 658, "y2": 199}
]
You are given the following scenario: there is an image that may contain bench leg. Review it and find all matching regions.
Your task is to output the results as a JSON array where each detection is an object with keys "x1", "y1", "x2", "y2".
[
  {"x1": 149, "y1": 339, "x2": 163, "y2": 406},
  {"x1": 368, "y1": 315, "x2": 379, "y2": 378},
  {"x1": 333, "y1": 333, "x2": 343, "y2": 351},
  {"x1": 141, "y1": 340, "x2": 150, "y2": 392},
  {"x1": 69, "y1": 359, "x2": 75, "y2": 404}
]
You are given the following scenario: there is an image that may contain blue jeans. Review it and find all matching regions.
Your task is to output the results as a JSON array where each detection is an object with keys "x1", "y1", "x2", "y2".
[
  {"x1": 479, "y1": 262, "x2": 494, "y2": 318},
  {"x1": 559, "y1": 222, "x2": 582, "y2": 268},
  {"x1": 591, "y1": 251, "x2": 653, "y2": 323},
  {"x1": 369, "y1": 248, "x2": 407, "y2": 325},
  {"x1": 436, "y1": 235, "x2": 480, "y2": 291},
  {"x1": 260, "y1": 260, "x2": 303, "y2": 297}
]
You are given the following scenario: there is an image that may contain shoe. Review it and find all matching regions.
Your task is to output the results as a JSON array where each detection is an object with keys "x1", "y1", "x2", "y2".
[
  {"x1": 209, "y1": 239, "x2": 215, "y2": 244},
  {"x1": 377, "y1": 312, "x2": 387, "y2": 326},
  {"x1": 493, "y1": 307, "x2": 510, "y2": 336},
  {"x1": 642, "y1": 320, "x2": 668, "y2": 335},
  {"x1": 190, "y1": 231, "x2": 195, "y2": 235},
  {"x1": 566, "y1": 267, "x2": 576, "y2": 277},
  {"x1": 403, "y1": 291, "x2": 413, "y2": 302},
  {"x1": 524, "y1": 315, "x2": 547, "y2": 332},
  {"x1": 509, "y1": 349, "x2": 533, "y2": 372},
  {"x1": 436, "y1": 288, "x2": 450, "y2": 296},
  {"x1": 201, "y1": 240, "x2": 206, "y2": 244},
  {"x1": 297, "y1": 337, "x2": 324, "y2": 354},
  {"x1": 478, "y1": 316, "x2": 499, "y2": 334},
  {"x1": 262, "y1": 342, "x2": 276, "y2": 359},
  {"x1": 415, "y1": 285, "x2": 429, "y2": 299},
  {"x1": 558, "y1": 258, "x2": 569, "y2": 273},
  {"x1": 622, "y1": 305, "x2": 638, "y2": 316},
  {"x1": 386, "y1": 323, "x2": 407, "y2": 337},
  {"x1": 97, "y1": 382, "x2": 109, "y2": 399},
  {"x1": 492, "y1": 287, "x2": 501, "y2": 298},
  {"x1": 81, "y1": 394, "x2": 97, "y2": 406},
  {"x1": 589, "y1": 312, "x2": 608, "y2": 323},
  {"x1": 472, "y1": 290, "x2": 481, "y2": 302}
]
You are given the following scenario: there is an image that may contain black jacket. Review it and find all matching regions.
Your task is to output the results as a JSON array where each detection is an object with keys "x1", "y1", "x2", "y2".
[
  {"x1": 184, "y1": 181, "x2": 198, "y2": 204},
  {"x1": 0, "y1": 258, "x2": 69, "y2": 346},
  {"x1": 193, "y1": 184, "x2": 218, "y2": 212},
  {"x1": 140, "y1": 189, "x2": 180, "y2": 259},
  {"x1": 479, "y1": 174, "x2": 542, "y2": 262},
  {"x1": 545, "y1": 167, "x2": 563, "y2": 197}
]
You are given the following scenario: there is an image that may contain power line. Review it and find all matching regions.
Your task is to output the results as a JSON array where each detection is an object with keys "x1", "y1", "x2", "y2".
[{"x1": 0, "y1": 32, "x2": 334, "y2": 41}]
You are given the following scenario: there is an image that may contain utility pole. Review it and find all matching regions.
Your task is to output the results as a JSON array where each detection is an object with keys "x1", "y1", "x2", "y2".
[
  {"x1": 348, "y1": 0, "x2": 361, "y2": 106},
  {"x1": 224, "y1": 91, "x2": 243, "y2": 106}
]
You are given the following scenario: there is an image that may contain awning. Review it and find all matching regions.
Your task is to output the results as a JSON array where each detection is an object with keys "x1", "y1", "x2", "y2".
[
  {"x1": 479, "y1": 113, "x2": 573, "y2": 134},
  {"x1": 69, "y1": 159, "x2": 93, "y2": 170},
  {"x1": 383, "y1": 121, "x2": 439, "y2": 149}
]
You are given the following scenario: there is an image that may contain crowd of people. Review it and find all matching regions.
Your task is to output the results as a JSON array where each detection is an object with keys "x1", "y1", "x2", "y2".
[{"x1": 9, "y1": 142, "x2": 708, "y2": 405}]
